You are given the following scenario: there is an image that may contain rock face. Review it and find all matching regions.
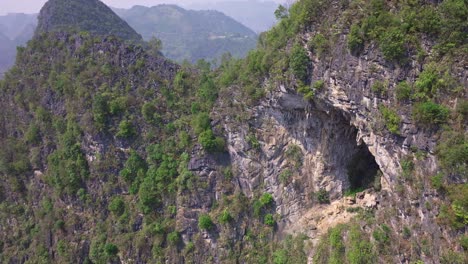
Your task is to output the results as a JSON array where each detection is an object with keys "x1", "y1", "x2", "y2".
[
  {"x1": 204, "y1": 8, "x2": 466, "y2": 262},
  {"x1": 36, "y1": 0, "x2": 142, "y2": 42}
]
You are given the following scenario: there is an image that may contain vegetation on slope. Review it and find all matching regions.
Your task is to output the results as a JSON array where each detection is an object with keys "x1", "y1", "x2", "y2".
[{"x1": 0, "y1": 0, "x2": 466, "y2": 263}]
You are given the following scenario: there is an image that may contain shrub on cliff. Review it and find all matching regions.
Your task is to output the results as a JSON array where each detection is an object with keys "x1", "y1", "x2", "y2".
[
  {"x1": 290, "y1": 43, "x2": 310, "y2": 83},
  {"x1": 198, "y1": 214, "x2": 214, "y2": 230},
  {"x1": 412, "y1": 101, "x2": 450, "y2": 126},
  {"x1": 198, "y1": 129, "x2": 225, "y2": 153}
]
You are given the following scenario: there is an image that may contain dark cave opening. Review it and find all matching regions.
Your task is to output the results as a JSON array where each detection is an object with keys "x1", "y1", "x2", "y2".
[{"x1": 346, "y1": 143, "x2": 381, "y2": 192}]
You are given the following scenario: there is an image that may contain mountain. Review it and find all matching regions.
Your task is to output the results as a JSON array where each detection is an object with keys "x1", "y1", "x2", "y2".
[
  {"x1": 0, "y1": 13, "x2": 38, "y2": 77},
  {"x1": 113, "y1": 4, "x2": 258, "y2": 63},
  {"x1": 186, "y1": 0, "x2": 279, "y2": 33},
  {"x1": 0, "y1": 13, "x2": 37, "y2": 43},
  {"x1": 0, "y1": 0, "x2": 467, "y2": 263},
  {"x1": 36, "y1": 0, "x2": 142, "y2": 42},
  {"x1": 0, "y1": 32, "x2": 16, "y2": 78}
]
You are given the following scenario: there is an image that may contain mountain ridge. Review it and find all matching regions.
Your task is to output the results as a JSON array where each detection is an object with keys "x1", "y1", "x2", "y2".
[
  {"x1": 113, "y1": 4, "x2": 258, "y2": 63},
  {"x1": 36, "y1": 0, "x2": 142, "y2": 42},
  {"x1": 0, "y1": 0, "x2": 466, "y2": 263}
]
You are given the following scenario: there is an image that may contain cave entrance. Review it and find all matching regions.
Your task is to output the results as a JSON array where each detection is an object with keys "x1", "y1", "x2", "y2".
[{"x1": 346, "y1": 143, "x2": 380, "y2": 192}]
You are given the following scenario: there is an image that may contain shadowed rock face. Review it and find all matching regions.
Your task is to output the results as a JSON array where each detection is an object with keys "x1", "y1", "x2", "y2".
[{"x1": 36, "y1": 0, "x2": 142, "y2": 43}]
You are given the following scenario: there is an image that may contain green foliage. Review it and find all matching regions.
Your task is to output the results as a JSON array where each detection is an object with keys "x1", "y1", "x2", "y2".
[
  {"x1": 116, "y1": 120, "x2": 136, "y2": 138},
  {"x1": 279, "y1": 169, "x2": 293, "y2": 185},
  {"x1": 346, "y1": 225, "x2": 375, "y2": 264},
  {"x1": 316, "y1": 189, "x2": 330, "y2": 204},
  {"x1": 198, "y1": 214, "x2": 214, "y2": 230},
  {"x1": 108, "y1": 196, "x2": 125, "y2": 216},
  {"x1": 395, "y1": 81, "x2": 412, "y2": 101},
  {"x1": 275, "y1": 5, "x2": 289, "y2": 20},
  {"x1": 412, "y1": 101, "x2": 450, "y2": 126},
  {"x1": 436, "y1": 131, "x2": 467, "y2": 177},
  {"x1": 192, "y1": 112, "x2": 211, "y2": 135},
  {"x1": 371, "y1": 80, "x2": 387, "y2": 97},
  {"x1": 247, "y1": 133, "x2": 261, "y2": 150},
  {"x1": 47, "y1": 120, "x2": 89, "y2": 195},
  {"x1": 313, "y1": 80, "x2": 325, "y2": 90},
  {"x1": 120, "y1": 151, "x2": 147, "y2": 184},
  {"x1": 285, "y1": 144, "x2": 303, "y2": 169},
  {"x1": 447, "y1": 184, "x2": 468, "y2": 227},
  {"x1": 440, "y1": 250, "x2": 466, "y2": 264},
  {"x1": 308, "y1": 33, "x2": 328, "y2": 56},
  {"x1": 401, "y1": 157, "x2": 414, "y2": 179},
  {"x1": 259, "y1": 193, "x2": 274, "y2": 206},
  {"x1": 104, "y1": 243, "x2": 118, "y2": 256},
  {"x1": 460, "y1": 235, "x2": 468, "y2": 250},
  {"x1": 198, "y1": 129, "x2": 225, "y2": 152},
  {"x1": 197, "y1": 74, "x2": 218, "y2": 109},
  {"x1": 0, "y1": 138, "x2": 31, "y2": 176},
  {"x1": 379, "y1": 106, "x2": 401, "y2": 135},
  {"x1": 141, "y1": 102, "x2": 159, "y2": 123},
  {"x1": 253, "y1": 193, "x2": 274, "y2": 217},
  {"x1": 297, "y1": 84, "x2": 315, "y2": 100},
  {"x1": 402, "y1": 226, "x2": 411, "y2": 239},
  {"x1": 273, "y1": 249, "x2": 288, "y2": 264},
  {"x1": 55, "y1": 220, "x2": 65, "y2": 230},
  {"x1": 378, "y1": 27, "x2": 406, "y2": 62},
  {"x1": 431, "y1": 173, "x2": 445, "y2": 191},
  {"x1": 109, "y1": 96, "x2": 127, "y2": 115},
  {"x1": 348, "y1": 24, "x2": 364, "y2": 54},
  {"x1": 167, "y1": 231, "x2": 180, "y2": 245},
  {"x1": 139, "y1": 154, "x2": 178, "y2": 213},
  {"x1": 25, "y1": 123, "x2": 41, "y2": 145},
  {"x1": 264, "y1": 214, "x2": 275, "y2": 226},
  {"x1": 218, "y1": 209, "x2": 233, "y2": 224},
  {"x1": 414, "y1": 64, "x2": 445, "y2": 99},
  {"x1": 329, "y1": 226, "x2": 345, "y2": 264},
  {"x1": 92, "y1": 94, "x2": 109, "y2": 130},
  {"x1": 372, "y1": 224, "x2": 391, "y2": 252},
  {"x1": 290, "y1": 43, "x2": 310, "y2": 83}
]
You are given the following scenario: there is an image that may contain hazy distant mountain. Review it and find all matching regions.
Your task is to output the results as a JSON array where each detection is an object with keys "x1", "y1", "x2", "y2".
[
  {"x1": 0, "y1": 32, "x2": 16, "y2": 78},
  {"x1": 36, "y1": 0, "x2": 142, "y2": 42},
  {"x1": 113, "y1": 4, "x2": 258, "y2": 63},
  {"x1": 0, "y1": 13, "x2": 38, "y2": 77},
  {"x1": 0, "y1": 1, "x2": 262, "y2": 74},
  {"x1": 186, "y1": 0, "x2": 279, "y2": 33},
  {"x1": 0, "y1": 13, "x2": 37, "y2": 43}
]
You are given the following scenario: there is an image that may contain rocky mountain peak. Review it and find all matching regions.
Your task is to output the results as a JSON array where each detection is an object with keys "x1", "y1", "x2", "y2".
[{"x1": 35, "y1": 0, "x2": 142, "y2": 42}]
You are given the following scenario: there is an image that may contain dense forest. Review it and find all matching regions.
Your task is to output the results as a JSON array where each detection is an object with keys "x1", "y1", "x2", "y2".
[{"x1": 0, "y1": 0, "x2": 466, "y2": 263}]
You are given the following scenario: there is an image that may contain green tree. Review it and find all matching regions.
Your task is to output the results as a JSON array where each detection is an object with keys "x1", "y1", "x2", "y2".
[
  {"x1": 108, "y1": 196, "x2": 125, "y2": 216},
  {"x1": 198, "y1": 214, "x2": 214, "y2": 230},
  {"x1": 290, "y1": 43, "x2": 310, "y2": 83}
]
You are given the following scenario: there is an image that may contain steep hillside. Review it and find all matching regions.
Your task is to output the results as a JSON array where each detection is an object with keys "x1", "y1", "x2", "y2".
[
  {"x1": 36, "y1": 0, "x2": 142, "y2": 42},
  {"x1": 113, "y1": 4, "x2": 258, "y2": 63},
  {"x1": 0, "y1": 0, "x2": 466, "y2": 263}
]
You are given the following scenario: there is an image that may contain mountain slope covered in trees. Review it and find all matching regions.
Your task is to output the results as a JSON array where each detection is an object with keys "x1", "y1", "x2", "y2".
[{"x1": 0, "y1": 0, "x2": 466, "y2": 263}]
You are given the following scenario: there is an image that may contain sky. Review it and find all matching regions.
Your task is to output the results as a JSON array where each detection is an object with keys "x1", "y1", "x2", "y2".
[{"x1": 0, "y1": 0, "x2": 283, "y2": 15}]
